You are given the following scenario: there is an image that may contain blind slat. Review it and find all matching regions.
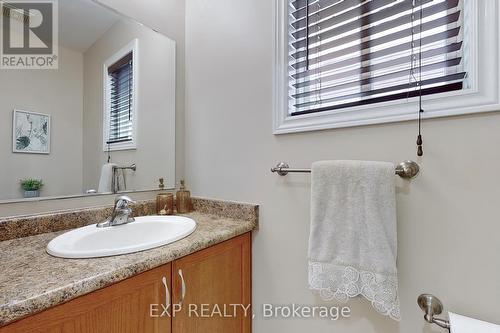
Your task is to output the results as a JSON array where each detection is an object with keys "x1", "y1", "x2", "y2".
[
  {"x1": 110, "y1": 73, "x2": 133, "y2": 86},
  {"x1": 109, "y1": 114, "x2": 132, "y2": 123},
  {"x1": 291, "y1": 82, "x2": 463, "y2": 116},
  {"x1": 292, "y1": 0, "x2": 368, "y2": 30},
  {"x1": 292, "y1": 0, "x2": 396, "y2": 32},
  {"x1": 292, "y1": 0, "x2": 346, "y2": 19},
  {"x1": 292, "y1": 0, "x2": 459, "y2": 58},
  {"x1": 291, "y1": 28, "x2": 461, "y2": 79},
  {"x1": 294, "y1": 42, "x2": 463, "y2": 88},
  {"x1": 107, "y1": 137, "x2": 132, "y2": 144},
  {"x1": 292, "y1": 12, "x2": 461, "y2": 70},
  {"x1": 291, "y1": 0, "x2": 443, "y2": 48},
  {"x1": 110, "y1": 98, "x2": 132, "y2": 107},
  {"x1": 294, "y1": 73, "x2": 466, "y2": 109},
  {"x1": 293, "y1": 58, "x2": 462, "y2": 99}
]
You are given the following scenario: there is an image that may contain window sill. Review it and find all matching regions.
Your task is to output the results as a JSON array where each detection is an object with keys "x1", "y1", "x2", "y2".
[
  {"x1": 274, "y1": 88, "x2": 500, "y2": 134},
  {"x1": 103, "y1": 142, "x2": 137, "y2": 152}
]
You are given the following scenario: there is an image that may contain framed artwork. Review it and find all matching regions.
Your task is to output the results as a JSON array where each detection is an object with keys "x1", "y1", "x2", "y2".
[{"x1": 12, "y1": 110, "x2": 51, "y2": 154}]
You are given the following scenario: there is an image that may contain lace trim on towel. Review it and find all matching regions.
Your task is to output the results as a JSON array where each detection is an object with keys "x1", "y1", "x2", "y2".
[{"x1": 309, "y1": 263, "x2": 400, "y2": 321}]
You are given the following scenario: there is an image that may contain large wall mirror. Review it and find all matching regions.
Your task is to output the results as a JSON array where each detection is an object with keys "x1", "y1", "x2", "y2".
[{"x1": 0, "y1": 0, "x2": 176, "y2": 203}]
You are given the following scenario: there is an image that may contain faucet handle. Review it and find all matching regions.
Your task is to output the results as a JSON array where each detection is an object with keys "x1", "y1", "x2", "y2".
[{"x1": 115, "y1": 195, "x2": 135, "y2": 208}]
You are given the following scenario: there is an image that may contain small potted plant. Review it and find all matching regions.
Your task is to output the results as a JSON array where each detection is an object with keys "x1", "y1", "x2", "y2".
[{"x1": 20, "y1": 178, "x2": 44, "y2": 198}]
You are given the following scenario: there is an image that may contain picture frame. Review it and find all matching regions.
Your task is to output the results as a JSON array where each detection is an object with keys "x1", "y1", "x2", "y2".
[{"x1": 12, "y1": 109, "x2": 51, "y2": 154}]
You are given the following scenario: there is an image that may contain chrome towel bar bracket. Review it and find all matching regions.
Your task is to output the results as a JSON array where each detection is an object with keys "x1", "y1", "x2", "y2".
[
  {"x1": 418, "y1": 294, "x2": 450, "y2": 330},
  {"x1": 271, "y1": 160, "x2": 420, "y2": 179}
]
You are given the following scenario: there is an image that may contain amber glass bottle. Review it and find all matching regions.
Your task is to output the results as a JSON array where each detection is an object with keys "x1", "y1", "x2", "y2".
[
  {"x1": 156, "y1": 178, "x2": 174, "y2": 215},
  {"x1": 175, "y1": 179, "x2": 191, "y2": 213}
]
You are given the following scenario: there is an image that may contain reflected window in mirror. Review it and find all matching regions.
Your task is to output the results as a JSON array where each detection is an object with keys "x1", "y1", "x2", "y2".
[{"x1": 103, "y1": 39, "x2": 138, "y2": 151}]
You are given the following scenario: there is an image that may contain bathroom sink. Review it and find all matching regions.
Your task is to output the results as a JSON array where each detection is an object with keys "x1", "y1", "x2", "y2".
[{"x1": 46, "y1": 216, "x2": 196, "y2": 259}]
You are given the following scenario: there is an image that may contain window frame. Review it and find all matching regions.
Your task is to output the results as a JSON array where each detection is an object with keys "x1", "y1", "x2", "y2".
[
  {"x1": 102, "y1": 39, "x2": 139, "y2": 151},
  {"x1": 273, "y1": 0, "x2": 500, "y2": 134}
]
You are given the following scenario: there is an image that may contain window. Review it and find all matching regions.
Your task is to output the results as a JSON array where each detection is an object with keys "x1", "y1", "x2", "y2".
[
  {"x1": 274, "y1": 0, "x2": 500, "y2": 134},
  {"x1": 108, "y1": 52, "x2": 133, "y2": 144},
  {"x1": 103, "y1": 39, "x2": 138, "y2": 150}
]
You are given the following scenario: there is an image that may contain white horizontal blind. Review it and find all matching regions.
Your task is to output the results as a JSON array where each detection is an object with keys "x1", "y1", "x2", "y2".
[
  {"x1": 288, "y1": 0, "x2": 466, "y2": 116},
  {"x1": 107, "y1": 52, "x2": 134, "y2": 144}
]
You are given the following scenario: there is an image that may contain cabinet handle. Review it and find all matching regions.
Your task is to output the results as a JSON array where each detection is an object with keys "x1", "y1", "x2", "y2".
[
  {"x1": 178, "y1": 269, "x2": 186, "y2": 307},
  {"x1": 161, "y1": 276, "x2": 170, "y2": 308}
]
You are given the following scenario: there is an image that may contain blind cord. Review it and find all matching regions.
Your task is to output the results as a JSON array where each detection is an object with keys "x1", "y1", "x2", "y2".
[
  {"x1": 305, "y1": 0, "x2": 309, "y2": 71},
  {"x1": 416, "y1": 0, "x2": 424, "y2": 157},
  {"x1": 128, "y1": 60, "x2": 132, "y2": 122},
  {"x1": 315, "y1": 2, "x2": 321, "y2": 106}
]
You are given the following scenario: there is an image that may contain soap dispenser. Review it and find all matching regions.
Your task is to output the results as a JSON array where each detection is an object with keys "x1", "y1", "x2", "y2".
[
  {"x1": 156, "y1": 178, "x2": 174, "y2": 215},
  {"x1": 175, "y1": 179, "x2": 191, "y2": 213}
]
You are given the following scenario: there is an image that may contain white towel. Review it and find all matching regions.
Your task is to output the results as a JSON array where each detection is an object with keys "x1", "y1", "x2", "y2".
[
  {"x1": 98, "y1": 163, "x2": 116, "y2": 193},
  {"x1": 114, "y1": 167, "x2": 126, "y2": 192},
  {"x1": 450, "y1": 312, "x2": 500, "y2": 333},
  {"x1": 308, "y1": 160, "x2": 400, "y2": 320}
]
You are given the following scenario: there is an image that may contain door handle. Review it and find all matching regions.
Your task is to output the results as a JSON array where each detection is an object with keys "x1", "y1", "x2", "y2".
[
  {"x1": 178, "y1": 269, "x2": 186, "y2": 308},
  {"x1": 161, "y1": 276, "x2": 170, "y2": 309}
]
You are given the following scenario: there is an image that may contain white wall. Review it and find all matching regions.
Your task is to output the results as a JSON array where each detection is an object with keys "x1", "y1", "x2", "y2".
[
  {"x1": 82, "y1": 19, "x2": 176, "y2": 191},
  {"x1": 184, "y1": 0, "x2": 500, "y2": 332},
  {"x1": 0, "y1": 46, "x2": 83, "y2": 200}
]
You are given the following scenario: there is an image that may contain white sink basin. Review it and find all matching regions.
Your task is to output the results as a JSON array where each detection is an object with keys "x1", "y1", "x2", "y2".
[{"x1": 47, "y1": 216, "x2": 196, "y2": 259}]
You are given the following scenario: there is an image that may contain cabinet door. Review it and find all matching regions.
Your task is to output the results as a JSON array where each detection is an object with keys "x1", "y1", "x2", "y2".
[
  {"x1": 172, "y1": 233, "x2": 251, "y2": 333},
  {"x1": 1, "y1": 263, "x2": 172, "y2": 333}
]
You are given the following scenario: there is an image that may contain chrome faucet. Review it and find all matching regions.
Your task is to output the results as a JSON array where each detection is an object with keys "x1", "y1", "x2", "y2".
[{"x1": 97, "y1": 196, "x2": 136, "y2": 228}]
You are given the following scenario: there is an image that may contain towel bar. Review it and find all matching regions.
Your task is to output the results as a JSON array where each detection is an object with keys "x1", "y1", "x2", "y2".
[
  {"x1": 271, "y1": 160, "x2": 420, "y2": 179},
  {"x1": 113, "y1": 164, "x2": 137, "y2": 171}
]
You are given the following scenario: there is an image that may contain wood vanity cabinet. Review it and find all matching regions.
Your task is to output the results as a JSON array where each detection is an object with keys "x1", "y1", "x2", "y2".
[{"x1": 1, "y1": 233, "x2": 251, "y2": 333}]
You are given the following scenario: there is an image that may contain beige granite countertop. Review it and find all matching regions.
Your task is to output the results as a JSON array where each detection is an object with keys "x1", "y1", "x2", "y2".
[{"x1": 0, "y1": 208, "x2": 257, "y2": 327}]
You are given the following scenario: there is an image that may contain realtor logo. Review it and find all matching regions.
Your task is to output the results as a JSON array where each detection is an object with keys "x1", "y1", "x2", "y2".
[{"x1": 1, "y1": 0, "x2": 58, "y2": 69}]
